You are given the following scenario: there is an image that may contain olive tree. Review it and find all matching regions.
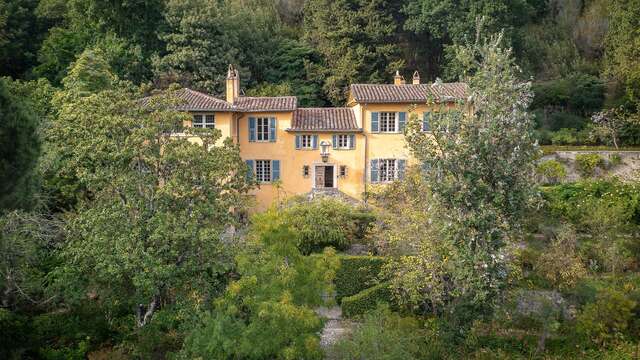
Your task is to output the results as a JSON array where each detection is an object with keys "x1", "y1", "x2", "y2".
[{"x1": 401, "y1": 32, "x2": 539, "y2": 325}]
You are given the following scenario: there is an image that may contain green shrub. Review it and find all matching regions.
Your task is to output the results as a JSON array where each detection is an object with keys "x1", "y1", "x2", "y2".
[
  {"x1": 252, "y1": 198, "x2": 375, "y2": 254},
  {"x1": 342, "y1": 282, "x2": 393, "y2": 318},
  {"x1": 334, "y1": 255, "x2": 386, "y2": 302},
  {"x1": 609, "y1": 154, "x2": 622, "y2": 167},
  {"x1": 575, "y1": 153, "x2": 604, "y2": 177},
  {"x1": 328, "y1": 305, "x2": 443, "y2": 360},
  {"x1": 550, "y1": 128, "x2": 578, "y2": 145},
  {"x1": 536, "y1": 160, "x2": 567, "y2": 184},
  {"x1": 577, "y1": 287, "x2": 636, "y2": 346}
]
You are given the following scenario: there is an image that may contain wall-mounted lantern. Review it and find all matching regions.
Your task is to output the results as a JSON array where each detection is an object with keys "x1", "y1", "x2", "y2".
[{"x1": 320, "y1": 140, "x2": 330, "y2": 162}]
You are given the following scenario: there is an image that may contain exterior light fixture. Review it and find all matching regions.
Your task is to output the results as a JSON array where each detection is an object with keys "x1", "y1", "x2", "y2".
[{"x1": 320, "y1": 140, "x2": 330, "y2": 162}]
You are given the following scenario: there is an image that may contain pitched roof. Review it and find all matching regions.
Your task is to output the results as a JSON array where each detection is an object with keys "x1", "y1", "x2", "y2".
[
  {"x1": 234, "y1": 96, "x2": 297, "y2": 112},
  {"x1": 349, "y1": 83, "x2": 467, "y2": 104},
  {"x1": 140, "y1": 88, "x2": 235, "y2": 111},
  {"x1": 290, "y1": 108, "x2": 360, "y2": 132}
]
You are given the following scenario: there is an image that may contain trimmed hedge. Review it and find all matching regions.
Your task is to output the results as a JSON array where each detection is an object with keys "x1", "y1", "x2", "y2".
[
  {"x1": 341, "y1": 282, "x2": 393, "y2": 318},
  {"x1": 335, "y1": 255, "x2": 386, "y2": 302}
]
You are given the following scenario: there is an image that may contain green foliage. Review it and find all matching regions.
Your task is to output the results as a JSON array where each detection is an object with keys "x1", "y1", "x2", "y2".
[
  {"x1": 577, "y1": 287, "x2": 637, "y2": 346},
  {"x1": 550, "y1": 128, "x2": 579, "y2": 145},
  {"x1": 177, "y1": 226, "x2": 337, "y2": 359},
  {"x1": 605, "y1": 0, "x2": 640, "y2": 104},
  {"x1": 536, "y1": 160, "x2": 567, "y2": 184},
  {"x1": 329, "y1": 305, "x2": 443, "y2": 360},
  {"x1": 334, "y1": 255, "x2": 386, "y2": 302},
  {"x1": 252, "y1": 198, "x2": 374, "y2": 254},
  {"x1": 609, "y1": 153, "x2": 623, "y2": 166},
  {"x1": 0, "y1": 77, "x2": 41, "y2": 211},
  {"x1": 534, "y1": 225, "x2": 587, "y2": 289},
  {"x1": 50, "y1": 54, "x2": 252, "y2": 330},
  {"x1": 342, "y1": 282, "x2": 393, "y2": 318},
  {"x1": 575, "y1": 153, "x2": 604, "y2": 177},
  {"x1": 532, "y1": 74, "x2": 605, "y2": 117},
  {"x1": 303, "y1": 0, "x2": 404, "y2": 104},
  {"x1": 403, "y1": 33, "x2": 539, "y2": 323}
]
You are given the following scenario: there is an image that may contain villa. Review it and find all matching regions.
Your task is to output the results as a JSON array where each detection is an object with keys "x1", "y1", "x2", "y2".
[{"x1": 169, "y1": 65, "x2": 467, "y2": 209}]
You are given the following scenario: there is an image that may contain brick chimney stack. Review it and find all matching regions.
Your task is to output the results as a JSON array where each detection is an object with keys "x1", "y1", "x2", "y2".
[
  {"x1": 412, "y1": 70, "x2": 420, "y2": 84},
  {"x1": 393, "y1": 70, "x2": 404, "y2": 85}
]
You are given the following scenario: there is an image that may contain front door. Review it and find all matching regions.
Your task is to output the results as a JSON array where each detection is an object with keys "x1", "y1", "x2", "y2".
[{"x1": 314, "y1": 165, "x2": 335, "y2": 188}]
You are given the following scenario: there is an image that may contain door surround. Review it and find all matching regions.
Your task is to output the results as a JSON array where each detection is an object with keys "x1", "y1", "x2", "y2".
[{"x1": 312, "y1": 163, "x2": 337, "y2": 189}]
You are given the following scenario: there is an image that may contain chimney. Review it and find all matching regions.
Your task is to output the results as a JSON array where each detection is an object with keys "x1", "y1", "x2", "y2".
[
  {"x1": 226, "y1": 64, "x2": 239, "y2": 103},
  {"x1": 412, "y1": 70, "x2": 420, "y2": 85},
  {"x1": 393, "y1": 70, "x2": 404, "y2": 85}
]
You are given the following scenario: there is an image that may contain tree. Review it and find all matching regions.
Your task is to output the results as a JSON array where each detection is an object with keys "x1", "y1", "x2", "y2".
[
  {"x1": 178, "y1": 226, "x2": 337, "y2": 359},
  {"x1": 154, "y1": 0, "x2": 242, "y2": 94},
  {"x1": 0, "y1": 77, "x2": 41, "y2": 212},
  {"x1": 534, "y1": 224, "x2": 587, "y2": 289},
  {"x1": 605, "y1": 0, "x2": 640, "y2": 105},
  {"x1": 49, "y1": 51, "x2": 252, "y2": 327},
  {"x1": 591, "y1": 106, "x2": 638, "y2": 149},
  {"x1": 303, "y1": 0, "x2": 404, "y2": 105},
  {"x1": 402, "y1": 32, "x2": 539, "y2": 327}
]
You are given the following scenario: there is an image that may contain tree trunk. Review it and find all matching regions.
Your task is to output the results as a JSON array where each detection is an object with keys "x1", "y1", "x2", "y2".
[{"x1": 136, "y1": 294, "x2": 160, "y2": 327}]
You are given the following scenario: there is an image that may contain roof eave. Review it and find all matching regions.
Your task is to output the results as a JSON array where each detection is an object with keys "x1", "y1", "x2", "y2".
[{"x1": 286, "y1": 128, "x2": 363, "y2": 133}]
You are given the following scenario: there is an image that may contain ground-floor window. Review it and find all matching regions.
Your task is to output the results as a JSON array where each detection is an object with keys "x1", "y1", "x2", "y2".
[
  {"x1": 246, "y1": 159, "x2": 280, "y2": 183},
  {"x1": 371, "y1": 158, "x2": 406, "y2": 183}
]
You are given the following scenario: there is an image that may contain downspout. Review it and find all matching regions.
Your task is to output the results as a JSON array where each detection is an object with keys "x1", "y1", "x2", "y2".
[{"x1": 362, "y1": 103, "x2": 369, "y2": 203}]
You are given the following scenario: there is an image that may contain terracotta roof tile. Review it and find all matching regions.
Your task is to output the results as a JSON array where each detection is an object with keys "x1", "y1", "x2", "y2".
[
  {"x1": 291, "y1": 108, "x2": 360, "y2": 132},
  {"x1": 350, "y1": 83, "x2": 467, "y2": 104},
  {"x1": 234, "y1": 96, "x2": 297, "y2": 112},
  {"x1": 140, "y1": 88, "x2": 234, "y2": 111}
]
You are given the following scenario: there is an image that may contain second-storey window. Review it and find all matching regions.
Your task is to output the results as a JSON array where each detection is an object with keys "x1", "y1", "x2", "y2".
[
  {"x1": 379, "y1": 112, "x2": 397, "y2": 132},
  {"x1": 337, "y1": 134, "x2": 350, "y2": 148},
  {"x1": 257, "y1": 117, "x2": 270, "y2": 141},
  {"x1": 255, "y1": 160, "x2": 271, "y2": 182},
  {"x1": 193, "y1": 114, "x2": 215, "y2": 128},
  {"x1": 379, "y1": 159, "x2": 396, "y2": 182},
  {"x1": 300, "y1": 134, "x2": 313, "y2": 149}
]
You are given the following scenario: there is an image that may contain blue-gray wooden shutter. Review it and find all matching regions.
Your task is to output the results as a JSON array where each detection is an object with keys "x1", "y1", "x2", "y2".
[
  {"x1": 397, "y1": 159, "x2": 407, "y2": 180},
  {"x1": 312, "y1": 135, "x2": 318, "y2": 149},
  {"x1": 245, "y1": 160, "x2": 254, "y2": 181},
  {"x1": 295, "y1": 135, "x2": 301, "y2": 149},
  {"x1": 269, "y1": 117, "x2": 276, "y2": 142},
  {"x1": 332, "y1": 134, "x2": 338, "y2": 149},
  {"x1": 370, "y1": 159, "x2": 379, "y2": 182},
  {"x1": 371, "y1": 112, "x2": 379, "y2": 132},
  {"x1": 423, "y1": 112, "x2": 430, "y2": 132},
  {"x1": 349, "y1": 134, "x2": 355, "y2": 149},
  {"x1": 248, "y1": 117, "x2": 256, "y2": 142},
  {"x1": 398, "y1": 112, "x2": 407, "y2": 132},
  {"x1": 271, "y1": 160, "x2": 280, "y2": 180}
]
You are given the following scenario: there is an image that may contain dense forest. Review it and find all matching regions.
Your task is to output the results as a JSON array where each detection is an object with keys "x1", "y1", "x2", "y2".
[{"x1": 2, "y1": 0, "x2": 640, "y2": 359}]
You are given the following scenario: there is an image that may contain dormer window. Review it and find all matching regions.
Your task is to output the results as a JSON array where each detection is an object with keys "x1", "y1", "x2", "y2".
[{"x1": 193, "y1": 114, "x2": 215, "y2": 128}]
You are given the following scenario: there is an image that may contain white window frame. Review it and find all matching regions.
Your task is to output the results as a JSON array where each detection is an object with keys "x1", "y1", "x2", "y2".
[
  {"x1": 378, "y1": 159, "x2": 397, "y2": 182},
  {"x1": 336, "y1": 134, "x2": 351, "y2": 149},
  {"x1": 256, "y1": 117, "x2": 270, "y2": 141},
  {"x1": 193, "y1": 114, "x2": 215, "y2": 128},
  {"x1": 339, "y1": 165, "x2": 347, "y2": 177},
  {"x1": 379, "y1": 112, "x2": 397, "y2": 133},
  {"x1": 300, "y1": 134, "x2": 313, "y2": 149},
  {"x1": 255, "y1": 160, "x2": 271, "y2": 182}
]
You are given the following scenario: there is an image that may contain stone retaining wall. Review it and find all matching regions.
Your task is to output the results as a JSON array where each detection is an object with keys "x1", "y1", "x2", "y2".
[{"x1": 541, "y1": 151, "x2": 640, "y2": 182}]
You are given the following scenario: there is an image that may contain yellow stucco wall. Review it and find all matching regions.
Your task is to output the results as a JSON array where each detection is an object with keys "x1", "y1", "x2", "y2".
[
  {"x1": 236, "y1": 111, "x2": 365, "y2": 210},
  {"x1": 180, "y1": 102, "x2": 460, "y2": 210},
  {"x1": 180, "y1": 111, "x2": 235, "y2": 146}
]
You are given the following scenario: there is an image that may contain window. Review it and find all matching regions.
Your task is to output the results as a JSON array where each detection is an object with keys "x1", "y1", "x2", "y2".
[
  {"x1": 300, "y1": 135, "x2": 313, "y2": 149},
  {"x1": 379, "y1": 159, "x2": 396, "y2": 182},
  {"x1": 257, "y1": 117, "x2": 270, "y2": 141},
  {"x1": 193, "y1": 114, "x2": 215, "y2": 128},
  {"x1": 337, "y1": 135, "x2": 350, "y2": 148},
  {"x1": 255, "y1": 160, "x2": 271, "y2": 182},
  {"x1": 379, "y1": 112, "x2": 397, "y2": 132},
  {"x1": 339, "y1": 165, "x2": 347, "y2": 177},
  {"x1": 303, "y1": 165, "x2": 310, "y2": 177}
]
